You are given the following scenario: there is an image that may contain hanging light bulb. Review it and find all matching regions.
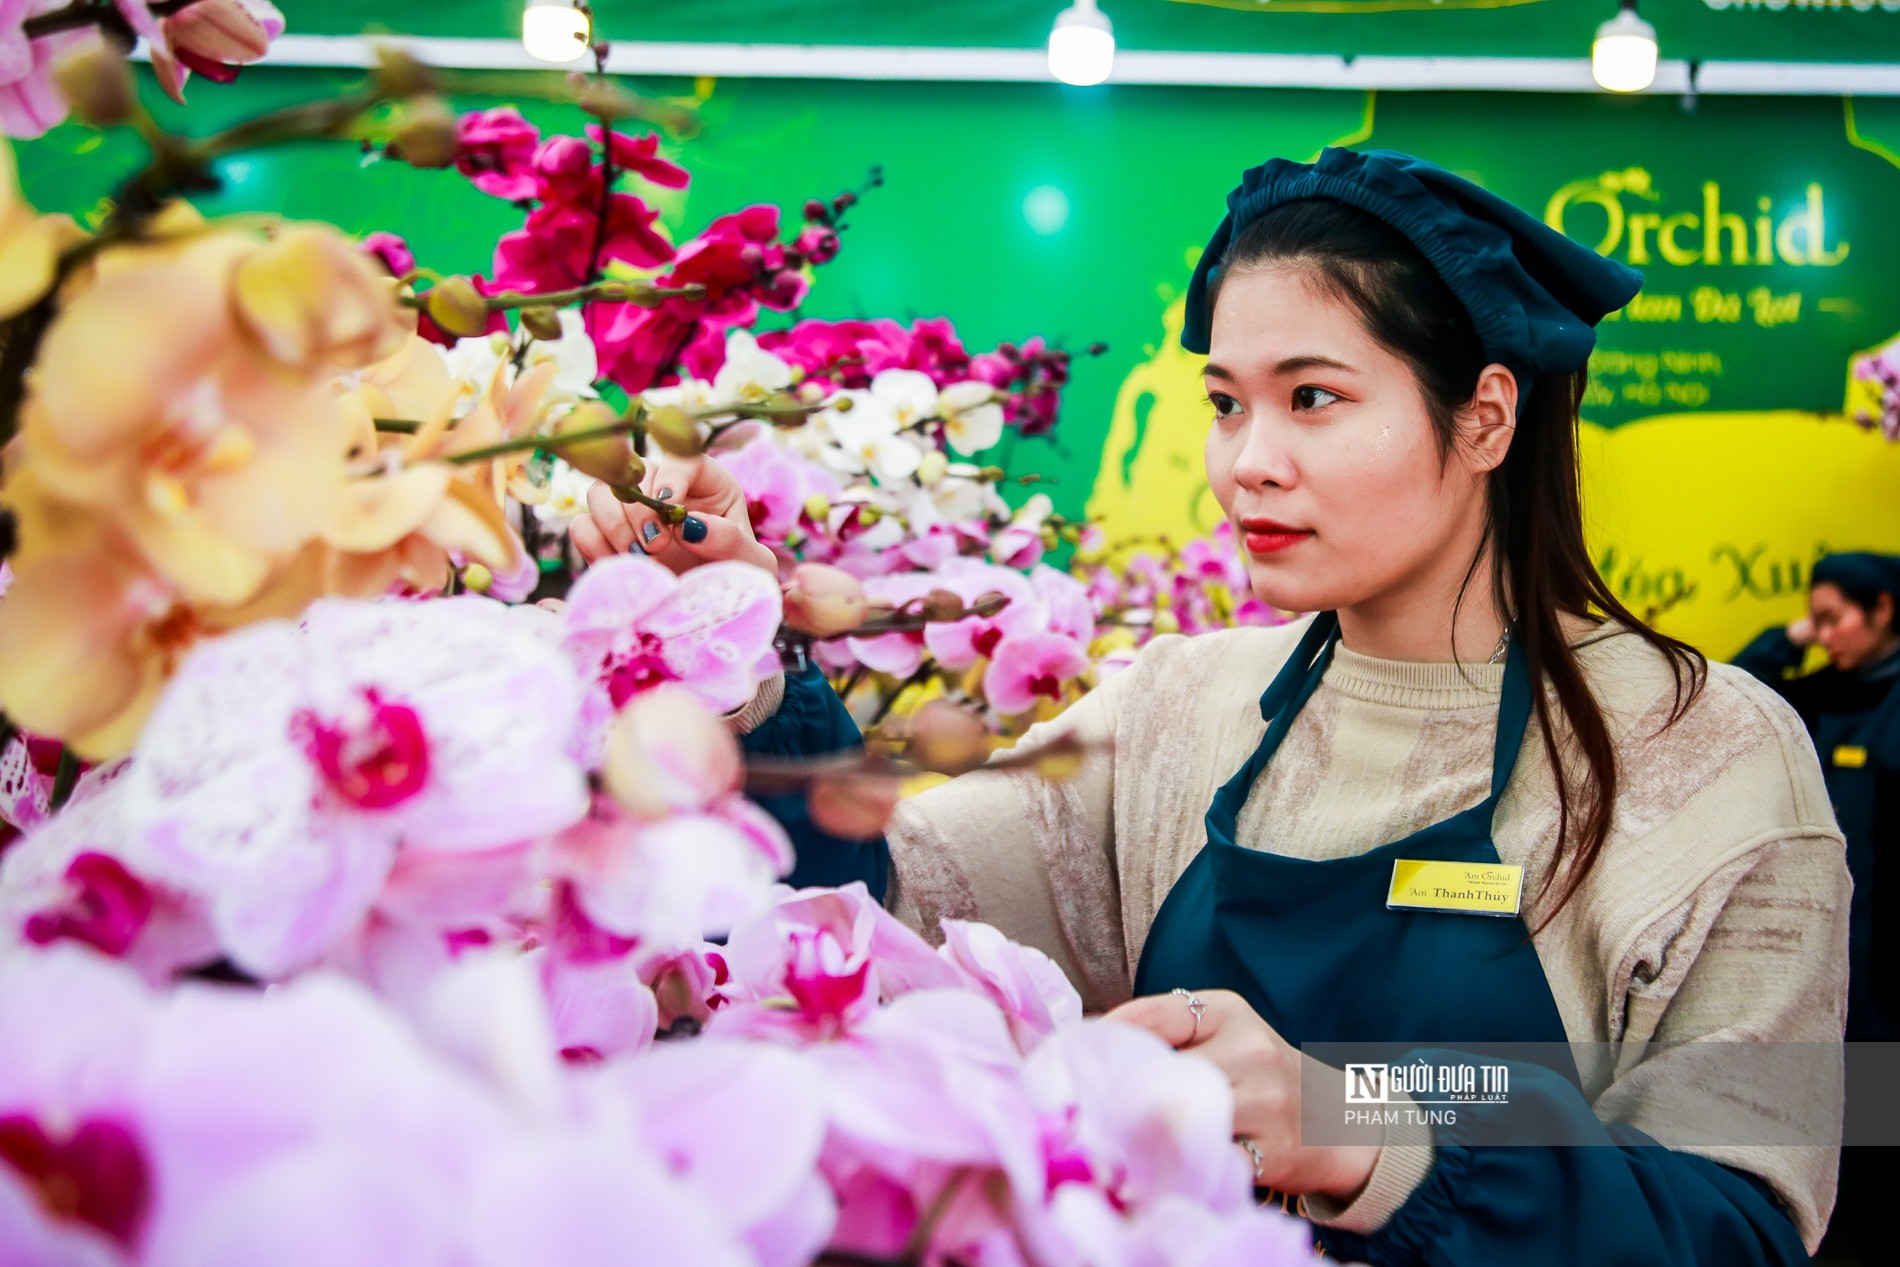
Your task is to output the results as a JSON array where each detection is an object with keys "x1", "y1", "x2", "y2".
[
  {"x1": 523, "y1": 2, "x2": 592, "y2": 63},
  {"x1": 1048, "y1": 1, "x2": 1115, "y2": 87},
  {"x1": 1592, "y1": 0, "x2": 1658, "y2": 93}
]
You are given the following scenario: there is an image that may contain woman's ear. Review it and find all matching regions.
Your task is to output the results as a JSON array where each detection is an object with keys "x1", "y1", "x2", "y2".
[
  {"x1": 1461, "y1": 364, "x2": 1519, "y2": 474},
  {"x1": 1875, "y1": 591, "x2": 1897, "y2": 637}
]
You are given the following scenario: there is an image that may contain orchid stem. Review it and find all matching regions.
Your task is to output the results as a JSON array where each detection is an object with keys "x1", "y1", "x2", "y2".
[
  {"x1": 372, "y1": 418, "x2": 420, "y2": 434},
  {"x1": 443, "y1": 419, "x2": 633, "y2": 465},
  {"x1": 48, "y1": 749, "x2": 80, "y2": 813}
]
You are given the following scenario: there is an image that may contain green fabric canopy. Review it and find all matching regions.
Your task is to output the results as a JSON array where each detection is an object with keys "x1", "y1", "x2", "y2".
[{"x1": 278, "y1": 0, "x2": 1900, "y2": 65}]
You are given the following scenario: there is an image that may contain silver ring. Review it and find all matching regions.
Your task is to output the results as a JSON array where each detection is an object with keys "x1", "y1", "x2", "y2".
[
  {"x1": 1238, "y1": 1136, "x2": 1266, "y2": 1182},
  {"x1": 1171, "y1": 988, "x2": 1207, "y2": 1044}
]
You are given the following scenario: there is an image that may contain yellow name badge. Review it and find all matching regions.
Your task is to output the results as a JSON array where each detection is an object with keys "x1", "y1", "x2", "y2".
[
  {"x1": 1387, "y1": 859, "x2": 1524, "y2": 918},
  {"x1": 1833, "y1": 745, "x2": 1869, "y2": 769}
]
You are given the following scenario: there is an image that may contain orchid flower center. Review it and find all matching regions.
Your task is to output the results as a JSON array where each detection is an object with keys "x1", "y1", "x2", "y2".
[
  {"x1": 604, "y1": 631, "x2": 676, "y2": 707},
  {"x1": 972, "y1": 625, "x2": 1004, "y2": 660},
  {"x1": 24, "y1": 853, "x2": 154, "y2": 958},
  {"x1": 294, "y1": 688, "x2": 432, "y2": 811},
  {"x1": 0, "y1": 1116, "x2": 152, "y2": 1250},
  {"x1": 783, "y1": 927, "x2": 872, "y2": 1027},
  {"x1": 1029, "y1": 672, "x2": 1062, "y2": 701}
]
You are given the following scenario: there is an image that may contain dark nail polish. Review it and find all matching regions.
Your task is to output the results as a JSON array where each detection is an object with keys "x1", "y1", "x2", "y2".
[
  {"x1": 641, "y1": 521, "x2": 661, "y2": 543},
  {"x1": 656, "y1": 487, "x2": 674, "y2": 501},
  {"x1": 682, "y1": 515, "x2": 708, "y2": 544}
]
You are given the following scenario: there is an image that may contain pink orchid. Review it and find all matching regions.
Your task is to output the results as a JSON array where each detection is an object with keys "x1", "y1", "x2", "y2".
[
  {"x1": 636, "y1": 943, "x2": 729, "y2": 1031},
  {"x1": 1, "y1": 773, "x2": 219, "y2": 986},
  {"x1": 1031, "y1": 564, "x2": 1095, "y2": 644},
  {"x1": 922, "y1": 559, "x2": 1043, "y2": 671},
  {"x1": 455, "y1": 106, "x2": 542, "y2": 202},
  {"x1": 938, "y1": 919, "x2": 1083, "y2": 1054},
  {"x1": 604, "y1": 1041, "x2": 835, "y2": 1267},
  {"x1": 0, "y1": 945, "x2": 158, "y2": 1261},
  {"x1": 601, "y1": 683, "x2": 741, "y2": 821},
  {"x1": 716, "y1": 884, "x2": 959, "y2": 1041},
  {"x1": 559, "y1": 555, "x2": 782, "y2": 751},
  {"x1": 541, "y1": 794, "x2": 790, "y2": 949},
  {"x1": 494, "y1": 194, "x2": 673, "y2": 294},
  {"x1": 586, "y1": 125, "x2": 689, "y2": 189},
  {"x1": 117, "y1": 598, "x2": 589, "y2": 978},
  {"x1": 991, "y1": 522, "x2": 1046, "y2": 570},
  {"x1": 984, "y1": 632, "x2": 1090, "y2": 715},
  {"x1": 0, "y1": 0, "x2": 95, "y2": 139},
  {"x1": 148, "y1": 0, "x2": 284, "y2": 105},
  {"x1": 843, "y1": 574, "x2": 938, "y2": 678},
  {"x1": 721, "y1": 436, "x2": 835, "y2": 548}
]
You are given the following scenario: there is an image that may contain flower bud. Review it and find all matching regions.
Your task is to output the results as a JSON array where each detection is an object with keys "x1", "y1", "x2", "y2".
[
  {"x1": 856, "y1": 505, "x2": 881, "y2": 527},
  {"x1": 645, "y1": 403, "x2": 704, "y2": 457},
  {"x1": 552, "y1": 400, "x2": 637, "y2": 483},
  {"x1": 372, "y1": 45, "x2": 437, "y2": 98},
  {"x1": 808, "y1": 772, "x2": 902, "y2": 840},
  {"x1": 916, "y1": 450, "x2": 948, "y2": 486},
  {"x1": 803, "y1": 198, "x2": 830, "y2": 223},
  {"x1": 605, "y1": 685, "x2": 741, "y2": 819},
  {"x1": 921, "y1": 589, "x2": 963, "y2": 623},
  {"x1": 462, "y1": 563, "x2": 494, "y2": 593},
  {"x1": 802, "y1": 493, "x2": 831, "y2": 522},
  {"x1": 782, "y1": 563, "x2": 867, "y2": 638},
  {"x1": 54, "y1": 43, "x2": 135, "y2": 127},
  {"x1": 393, "y1": 97, "x2": 458, "y2": 168},
  {"x1": 519, "y1": 305, "x2": 564, "y2": 341},
  {"x1": 1153, "y1": 610, "x2": 1181, "y2": 635},
  {"x1": 908, "y1": 701, "x2": 989, "y2": 776},
  {"x1": 424, "y1": 276, "x2": 491, "y2": 339}
]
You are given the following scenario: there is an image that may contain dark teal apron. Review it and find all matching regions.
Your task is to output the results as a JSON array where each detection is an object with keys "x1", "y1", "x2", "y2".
[{"x1": 1134, "y1": 611, "x2": 1575, "y2": 1058}]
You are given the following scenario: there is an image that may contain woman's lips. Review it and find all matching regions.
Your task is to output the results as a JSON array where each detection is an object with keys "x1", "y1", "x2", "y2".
[{"x1": 1240, "y1": 519, "x2": 1313, "y2": 555}]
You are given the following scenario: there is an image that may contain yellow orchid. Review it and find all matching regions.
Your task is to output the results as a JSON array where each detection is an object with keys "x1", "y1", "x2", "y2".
[
  {"x1": 318, "y1": 461, "x2": 527, "y2": 598},
  {"x1": 230, "y1": 223, "x2": 410, "y2": 373},
  {"x1": 0, "y1": 531, "x2": 326, "y2": 761},
  {"x1": 0, "y1": 141, "x2": 84, "y2": 321},
  {"x1": 14, "y1": 225, "x2": 390, "y2": 608}
]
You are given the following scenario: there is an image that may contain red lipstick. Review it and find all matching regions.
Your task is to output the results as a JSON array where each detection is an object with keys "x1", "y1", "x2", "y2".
[{"x1": 1239, "y1": 517, "x2": 1313, "y2": 555}]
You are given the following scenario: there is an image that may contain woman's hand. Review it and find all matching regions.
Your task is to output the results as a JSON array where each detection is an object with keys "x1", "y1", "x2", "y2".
[
  {"x1": 569, "y1": 452, "x2": 778, "y2": 577},
  {"x1": 1107, "y1": 988, "x2": 1381, "y2": 1203}
]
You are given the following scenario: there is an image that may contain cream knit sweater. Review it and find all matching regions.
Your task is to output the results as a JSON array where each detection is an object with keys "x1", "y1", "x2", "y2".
[{"x1": 881, "y1": 615, "x2": 1850, "y2": 1250}]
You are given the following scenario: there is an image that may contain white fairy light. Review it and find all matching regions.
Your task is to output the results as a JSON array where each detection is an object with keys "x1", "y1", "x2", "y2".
[
  {"x1": 1592, "y1": 0, "x2": 1659, "y2": 94},
  {"x1": 1048, "y1": 1, "x2": 1114, "y2": 88}
]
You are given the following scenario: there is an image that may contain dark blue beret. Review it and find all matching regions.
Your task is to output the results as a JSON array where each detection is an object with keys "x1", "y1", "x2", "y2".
[
  {"x1": 1182, "y1": 148, "x2": 1644, "y2": 392},
  {"x1": 1812, "y1": 552, "x2": 1900, "y2": 600}
]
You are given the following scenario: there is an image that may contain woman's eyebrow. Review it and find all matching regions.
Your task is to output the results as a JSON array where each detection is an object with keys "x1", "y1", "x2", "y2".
[{"x1": 1203, "y1": 355, "x2": 1358, "y2": 381}]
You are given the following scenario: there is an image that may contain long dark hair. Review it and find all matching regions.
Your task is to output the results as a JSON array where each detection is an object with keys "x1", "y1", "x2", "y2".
[{"x1": 1210, "y1": 199, "x2": 1707, "y2": 924}]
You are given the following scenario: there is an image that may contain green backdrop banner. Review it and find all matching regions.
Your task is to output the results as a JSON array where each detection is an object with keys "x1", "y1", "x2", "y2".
[
  {"x1": 14, "y1": 69, "x2": 1900, "y2": 654},
  {"x1": 271, "y1": 0, "x2": 1900, "y2": 63}
]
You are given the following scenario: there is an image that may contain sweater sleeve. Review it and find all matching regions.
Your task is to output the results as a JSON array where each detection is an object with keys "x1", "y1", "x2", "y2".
[
  {"x1": 1311, "y1": 1059, "x2": 1813, "y2": 1267},
  {"x1": 736, "y1": 664, "x2": 890, "y2": 901}
]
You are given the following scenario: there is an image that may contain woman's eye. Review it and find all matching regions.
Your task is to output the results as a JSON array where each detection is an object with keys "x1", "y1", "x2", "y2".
[
  {"x1": 1292, "y1": 385, "x2": 1342, "y2": 412},
  {"x1": 1207, "y1": 392, "x2": 1242, "y2": 419}
]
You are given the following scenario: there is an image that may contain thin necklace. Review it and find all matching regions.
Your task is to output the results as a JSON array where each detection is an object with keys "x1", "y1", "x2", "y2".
[{"x1": 1487, "y1": 627, "x2": 1511, "y2": 666}]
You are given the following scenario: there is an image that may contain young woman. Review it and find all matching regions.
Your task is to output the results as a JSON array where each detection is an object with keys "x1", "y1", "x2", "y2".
[
  {"x1": 1738, "y1": 552, "x2": 1900, "y2": 1042},
  {"x1": 1736, "y1": 554, "x2": 1898, "y2": 1263},
  {"x1": 574, "y1": 148, "x2": 1848, "y2": 1265}
]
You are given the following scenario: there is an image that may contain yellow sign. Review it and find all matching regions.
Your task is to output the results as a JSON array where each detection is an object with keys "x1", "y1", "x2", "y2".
[
  {"x1": 1834, "y1": 744, "x2": 1869, "y2": 769},
  {"x1": 1387, "y1": 859, "x2": 1524, "y2": 917}
]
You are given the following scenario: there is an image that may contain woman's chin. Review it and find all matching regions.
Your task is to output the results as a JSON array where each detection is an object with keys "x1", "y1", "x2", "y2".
[{"x1": 1243, "y1": 565, "x2": 1354, "y2": 616}]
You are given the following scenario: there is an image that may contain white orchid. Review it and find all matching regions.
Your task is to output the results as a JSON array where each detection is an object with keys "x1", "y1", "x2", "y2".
[
  {"x1": 519, "y1": 308, "x2": 599, "y2": 400},
  {"x1": 868, "y1": 368, "x2": 939, "y2": 432},
  {"x1": 938, "y1": 380, "x2": 1004, "y2": 455},
  {"x1": 711, "y1": 328, "x2": 796, "y2": 407},
  {"x1": 532, "y1": 459, "x2": 597, "y2": 531},
  {"x1": 822, "y1": 391, "x2": 923, "y2": 484},
  {"x1": 442, "y1": 331, "x2": 512, "y2": 418}
]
